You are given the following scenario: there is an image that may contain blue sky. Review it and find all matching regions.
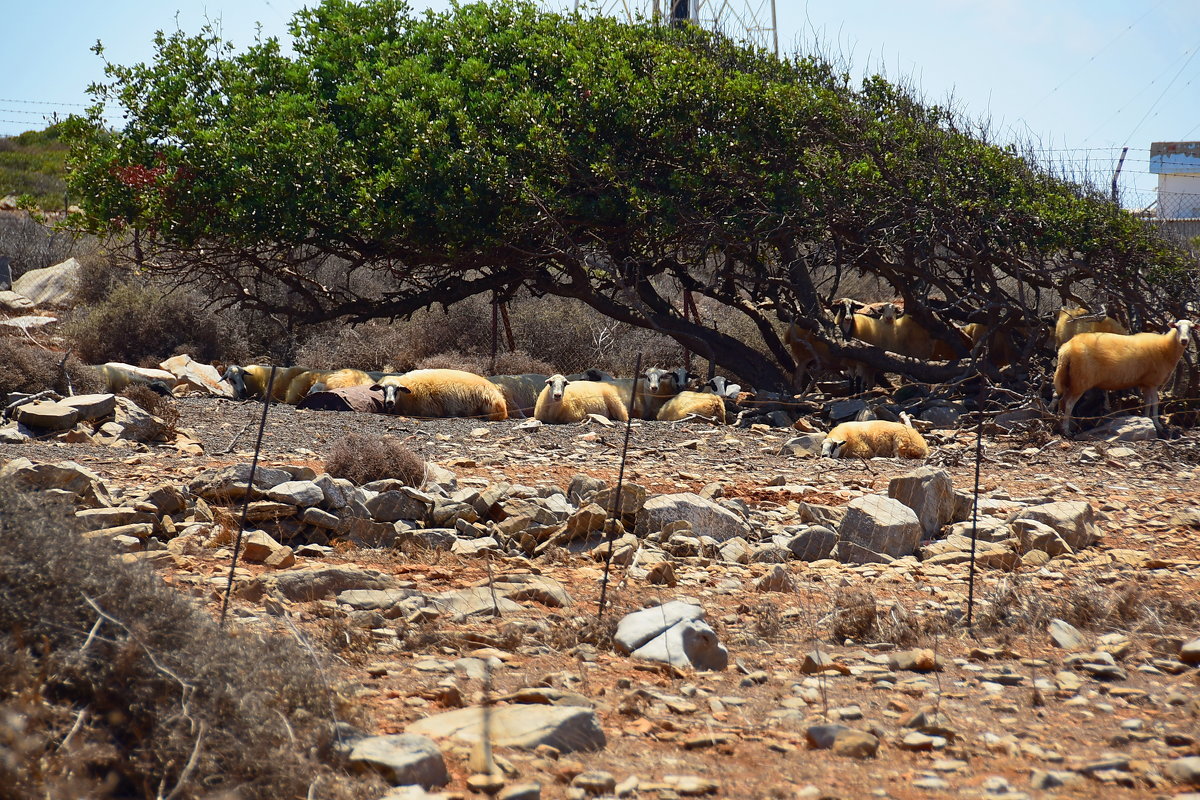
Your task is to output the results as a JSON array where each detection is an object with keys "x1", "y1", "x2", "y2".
[{"x1": 2, "y1": 0, "x2": 1196, "y2": 209}]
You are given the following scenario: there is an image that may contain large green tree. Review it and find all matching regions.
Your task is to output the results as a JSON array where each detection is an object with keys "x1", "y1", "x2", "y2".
[{"x1": 64, "y1": 0, "x2": 1194, "y2": 388}]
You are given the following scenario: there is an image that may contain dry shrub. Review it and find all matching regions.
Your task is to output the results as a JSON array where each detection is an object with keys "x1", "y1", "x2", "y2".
[
  {"x1": 294, "y1": 322, "x2": 412, "y2": 371},
  {"x1": 412, "y1": 350, "x2": 488, "y2": 374},
  {"x1": 974, "y1": 576, "x2": 1200, "y2": 639},
  {"x1": 0, "y1": 486, "x2": 376, "y2": 800},
  {"x1": 64, "y1": 281, "x2": 231, "y2": 365},
  {"x1": 829, "y1": 588, "x2": 878, "y2": 643},
  {"x1": 325, "y1": 433, "x2": 426, "y2": 486},
  {"x1": 494, "y1": 349, "x2": 555, "y2": 375},
  {"x1": 72, "y1": 251, "x2": 135, "y2": 306},
  {"x1": 0, "y1": 339, "x2": 102, "y2": 397}
]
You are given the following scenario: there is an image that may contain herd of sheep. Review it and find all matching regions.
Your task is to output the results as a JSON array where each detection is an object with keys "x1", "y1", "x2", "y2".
[
  {"x1": 90, "y1": 299, "x2": 1195, "y2": 456},
  {"x1": 785, "y1": 300, "x2": 1194, "y2": 438}
]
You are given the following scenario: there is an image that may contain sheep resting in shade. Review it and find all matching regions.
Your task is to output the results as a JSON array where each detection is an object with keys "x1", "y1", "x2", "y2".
[
  {"x1": 1053, "y1": 319, "x2": 1194, "y2": 436},
  {"x1": 534, "y1": 374, "x2": 629, "y2": 423},
  {"x1": 220, "y1": 365, "x2": 310, "y2": 403},
  {"x1": 656, "y1": 390, "x2": 726, "y2": 424},
  {"x1": 821, "y1": 417, "x2": 930, "y2": 459},
  {"x1": 372, "y1": 369, "x2": 508, "y2": 420}
]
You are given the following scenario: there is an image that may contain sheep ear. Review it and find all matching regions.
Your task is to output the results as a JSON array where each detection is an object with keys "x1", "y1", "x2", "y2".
[
  {"x1": 369, "y1": 384, "x2": 383, "y2": 391},
  {"x1": 398, "y1": 385, "x2": 412, "y2": 394}
]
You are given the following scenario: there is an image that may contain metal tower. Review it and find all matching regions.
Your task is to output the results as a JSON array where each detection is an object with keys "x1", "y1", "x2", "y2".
[{"x1": 569, "y1": 0, "x2": 779, "y2": 57}]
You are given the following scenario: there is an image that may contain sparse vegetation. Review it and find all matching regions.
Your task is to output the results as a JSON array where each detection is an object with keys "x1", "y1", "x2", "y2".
[
  {"x1": 64, "y1": 280, "x2": 233, "y2": 366},
  {"x1": 0, "y1": 339, "x2": 102, "y2": 397},
  {"x1": 0, "y1": 124, "x2": 69, "y2": 210},
  {"x1": 0, "y1": 485, "x2": 377, "y2": 800},
  {"x1": 324, "y1": 433, "x2": 426, "y2": 487}
]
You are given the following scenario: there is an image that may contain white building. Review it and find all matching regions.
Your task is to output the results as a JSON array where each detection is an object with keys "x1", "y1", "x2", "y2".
[{"x1": 1150, "y1": 141, "x2": 1200, "y2": 219}]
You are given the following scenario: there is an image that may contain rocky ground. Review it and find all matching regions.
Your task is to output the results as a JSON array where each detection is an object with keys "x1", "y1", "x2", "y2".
[{"x1": 3, "y1": 395, "x2": 1200, "y2": 800}]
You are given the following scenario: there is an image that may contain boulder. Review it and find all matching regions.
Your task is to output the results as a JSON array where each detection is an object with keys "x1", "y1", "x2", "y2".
[
  {"x1": 367, "y1": 489, "x2": 432, "y2": 523},
  {"x1": 0, "y1": 458, "x2": 110, "y2": 507},
  {"x1": 755, "y1": 564, "x2": 796, "y2": 593},
  {"x1": 13, "y1": 401, "x2": 79, "y2": 431},
  {"x1": 264, "y1": 480, "x2": 325, "y2": 507},
  {"x1": 59, "y1": 393, "x2": 117, "y2": 421},
  {"x1": 264, "y1": 566, "x2": 398, "y2": 601},
  {"x1": 348, "y1": 734, "x2": 449, "y2": 788},
  {"x1": 614, "y1": 601, "x2": 706, "y2": 654},
  {"x1": 635, "y1": 492, "x2": 751, "y2": 542},
  {"x1": 888, "y1": 467, "x2": 956, "y2": 537},
  {"x1": 0, "y1": 290, "x2": 34, "y2": 311},
  {"x1": 111, "y1": 396, "x2": 167, "y2": 442},
  {"x1": 780, "y1": 433, "x2": 826, "y2": 457},
  {"x1": 785, "y1": 525, "x2": 838, "y2": 561},
  {"x1": 838, "y1": 495, "x2": 922, "y2": 560},
  {"x1": 628, "y1": 619, "x2": 728, "y2": 671},
  {"x1": 408, "y1": 705, "x2": 606, "y2": 753},
  {"x1": 159, "y1": 354, "x2": 236, "y2": 398},
  {"x1": 1010, "y1": 519, "x2": 1073, "y2": 557},
  {"x1": 1078, "y1": 415, "x2": 1159, "y2": 442},
  {"x1": 189, "y1": 463, "x2": 296, "y2": 502},
  {"x1": 1008, "y1": 501, "x2": 1097, "y2": 551},
  {"x1": 10, "y1": 257, "x2": 80, "y2": 306},
  {"x1": 240, "y1": 530, "x2": 293, "y2": 568}
]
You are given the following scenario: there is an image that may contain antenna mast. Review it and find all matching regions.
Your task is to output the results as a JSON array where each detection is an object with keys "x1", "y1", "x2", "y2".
[{"x1": 571, "y1": 0, "x2": 779, "y2": 56}]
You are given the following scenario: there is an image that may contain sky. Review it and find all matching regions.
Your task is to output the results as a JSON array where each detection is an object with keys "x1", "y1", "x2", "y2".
[{"x1": 2, "y1": 0, "x2": 1197, "y2": 210}]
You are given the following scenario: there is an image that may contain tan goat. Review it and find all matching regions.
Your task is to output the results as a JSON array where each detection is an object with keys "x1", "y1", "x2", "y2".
[{"x1": 1053, "y1": 320, "x2": 1194, "y2": 436}]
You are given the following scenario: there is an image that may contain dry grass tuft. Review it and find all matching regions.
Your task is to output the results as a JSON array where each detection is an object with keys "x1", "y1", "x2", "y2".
[{"x1": 324, "y1": 433, "x2": 426, "y2": 487}]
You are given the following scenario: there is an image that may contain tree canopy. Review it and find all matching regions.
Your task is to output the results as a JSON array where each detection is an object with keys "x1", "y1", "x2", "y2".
[{"x1": 64, "y1": 0, "x2": 1195, "y2": 388}]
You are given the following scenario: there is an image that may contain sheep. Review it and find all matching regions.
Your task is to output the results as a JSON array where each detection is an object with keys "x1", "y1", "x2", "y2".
[
  {"x1": 784, "y1": 321, "x2": 879, "y2": 392},
  {"x1": 962, "y1": 322, "x2": 1021, "y2": 368},
  {"x1": 488, "y1": 373, "x2": 550, "y2": 418},
  {"x1": 621, "y1": 366, "x2": 689, "y2": 419},
  {"x1": 220, "y1": 364, "x2": 310, "y2": 403},
  {"x1": 98, "y1": 362, "x2": 179, "y2": 396},
  {"x1": 534, "y1": 374, "x2": 630, "y2": 423},
  {"x1": 371, "y1": 369, "x2": 508, "y2": 420},
  {"x1": 282, "y1": 369, "x2": 335, "y2": 404},
  {"x1": 704, "y1": 375, "x2": 741, "y2": 399},
  {"x1": 319, "y1": 368, "x2": 385, "y2": 393},
  {"x1": 1053, "y1": 319, "x2": 1194, "y2": 436},
  {"x1": 656, "y1": 390, "x2": 726, "y2": 424},
  {"x1": 566, "y1": 368, "x2": 615, "y2": 382},
  {"x1": 835, "y1": 299, "x2": 969, "y2": 361},
  {"x1": 1055, "y1": 306, "x2": 1129, "y2": 348},
  {"x1": 821, "y1": 414, "x2": 930, "y2": 459}
]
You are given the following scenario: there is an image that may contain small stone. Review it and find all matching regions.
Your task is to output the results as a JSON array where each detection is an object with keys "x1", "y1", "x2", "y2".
[
  {"x1": 1180, "y1": 637, "x2": 1200, "y2": 665},
  {"x1": 467, "y1": 772, "x2": 507, "y2": 795},
  {"x1": 1167, "y1": 757, "x2": 1200, "y2": 786},
  {"x1": 572, "y1": 771, "x2": 617, "y2": 794},
  {"x1": 1049, "y1": 618, "x2": 1086, "y2": 650},
  {"x1": 498, "y1": 783, "x2": 542, "y2": 800},
  {"x1": 831, "y1": 729, "x2": 879, "y2": 759},
  {"x1": 889, "y1": 649, "x2": 941, "y2": 672}
]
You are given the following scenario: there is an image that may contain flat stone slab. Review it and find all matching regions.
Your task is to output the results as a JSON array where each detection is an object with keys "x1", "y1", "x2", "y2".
[
  {"x1": 13, "y1": 401, "x2": 79, "y2": 431},
  {"x1": 408, "y1": 705, "x2": 606, "y2": 753}
]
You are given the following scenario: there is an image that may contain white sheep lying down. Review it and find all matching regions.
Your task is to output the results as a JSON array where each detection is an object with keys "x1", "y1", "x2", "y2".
[
  {"x1": 656, "y1": 390, "x2": 726, "y2": 424},
  {"x1": 821, "y1": 417, "x2": 930, "y2": 459},
  {"x1": 221, "y1": 364, "x2": 312, "y2": 403},
  {"x1": 534, "y1": 374, "x2": 630, "y2": 423},
  {"x1": 1054, "y1": 319, "x2": 1194, "y2": 436},
  {"x1": 371, "y1": 369, "x2": 508, "y2": 420},
  {"x1": 97, "y1": 362, "x2": 179, "y2": 395},
  {"x1": 488, "y1": 373, "x2": 549, "y2": 418}
]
